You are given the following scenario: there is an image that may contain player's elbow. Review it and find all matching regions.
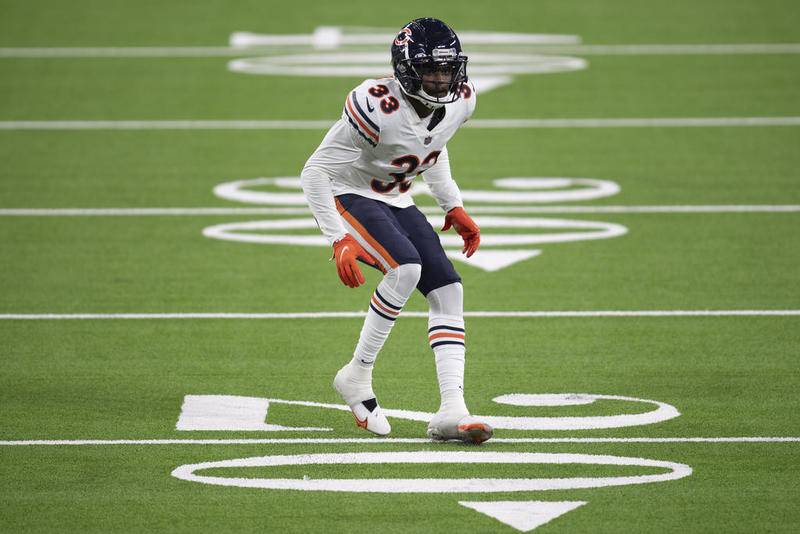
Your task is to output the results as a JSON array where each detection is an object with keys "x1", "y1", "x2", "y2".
[{"x1": 300, "y1": 164, "x2": 326, "y2": 191}]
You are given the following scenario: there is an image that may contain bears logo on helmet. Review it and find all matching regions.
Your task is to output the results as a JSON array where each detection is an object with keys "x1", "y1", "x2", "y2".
[{"x1": 394, "y1": 27, "x2": 412, "y2": 46}]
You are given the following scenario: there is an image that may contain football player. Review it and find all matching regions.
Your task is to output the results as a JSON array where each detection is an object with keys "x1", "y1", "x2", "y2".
[{"x1": 300, "y1": 18, "x2": 492, "y2": 444}]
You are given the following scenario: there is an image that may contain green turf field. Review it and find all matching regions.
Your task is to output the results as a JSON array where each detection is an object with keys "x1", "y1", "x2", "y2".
[{"x1": 1, "y1": 1, "x2": 799, "y2": 532}]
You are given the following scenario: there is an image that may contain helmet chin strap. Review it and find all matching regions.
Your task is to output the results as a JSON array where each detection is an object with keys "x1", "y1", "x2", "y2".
[
  {"x1": 399, "y1": 83, "x2": 449, "y2": 110},
  {"x1": 413, "y1": 91, "x2": 447, "y2": 110}
]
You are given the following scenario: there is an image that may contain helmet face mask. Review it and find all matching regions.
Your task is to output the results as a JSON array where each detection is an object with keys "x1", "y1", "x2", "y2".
[{"x1": 391, "y1": 18, "x2": 469, "y2": 108}]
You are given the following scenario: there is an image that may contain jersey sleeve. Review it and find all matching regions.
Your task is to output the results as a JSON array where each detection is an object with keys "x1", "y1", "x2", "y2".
[
  {"x1": 341, "y1": 80, "x2": 383, "y2": 148},
  {"x1": 421, "y1": 146, "x2": 463, "y2": 212},
  {"x1": 300, "y1": 119, "x2": 363, "y2": 245}
]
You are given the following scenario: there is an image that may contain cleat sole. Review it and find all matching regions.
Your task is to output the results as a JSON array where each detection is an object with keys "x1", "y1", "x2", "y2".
[
  {"x1": 457, "y1": 423, "x2": 493, "y2": 445},
  {"x1": 427, "y1": 427, "x2": 447, "y2": 441}
]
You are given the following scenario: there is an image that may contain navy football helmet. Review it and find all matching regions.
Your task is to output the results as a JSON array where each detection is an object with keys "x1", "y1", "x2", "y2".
[{"x1": 391, "y1": 18, "x2": 468, "y2": 108}]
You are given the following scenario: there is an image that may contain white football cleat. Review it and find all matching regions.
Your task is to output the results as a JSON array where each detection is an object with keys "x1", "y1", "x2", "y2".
[
  {"x1": 347, "y1": 401, "x2": 391, "y2": 436},
  {"x1": 427, "y1": 411, "x2": 493, "y2": 445},
  {"x1": 333, "y1": 364, "x2": 391, "y2": 436}
]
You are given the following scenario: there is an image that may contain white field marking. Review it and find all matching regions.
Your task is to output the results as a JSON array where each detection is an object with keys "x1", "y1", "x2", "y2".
[
  {"x1": 2, "y1": 310, "x2": 800, "y2": 320},
  {"x1": 459, "y1": 501, "x2": 587, "y2": 533},
  {"x1": 213, "y1": 177, "x2": 308, "y2": 205},
  {"x1": 201, "y1": 216, "x2": 628, "y2": 248},
  {"x1": 528, "y1": 43, "x2": 800, "y2": 55},
  {"x1": 448, "y1": 249, "x2": 542, "y2": 272},
  {"x1": 0, "y1": 120, "x2": 334, "y2": 130},
  {"x1": 3, "y1": 43, "x2": 799, "y2": 58},
  {"x1": 461, "y1": 178, "x2": 621, "y2": 204},
  {"x1": 0, "y1": 47, "x2": 244, "y2": 58},
  {"x1": 433, "y1": 216, "x2": 626, "y2": 247},
  {"x1": 202, "y1": 218, "x2": 326, "y2": 247},
  {"x1": 2, "y1": 437, "x2": 799, "y2": 446},
  {"x1": 484, "y1": 393, "x2": 677, "y2": 430},
  {"x1": 227, "y1": 52, "x2": 587, "y2": 77},
  {"x1": 170, "y1": 451, "x2": 693, "y2": 492},
  {"x1": 175, "y1": 395, "x2": 331, "y2": 432},
  {"x1": 466, "y1": 117, "x2": 800, "y2": 128},
  {"x1": 471, "y1": 76, "x2": 513, "y2": 94},
  {"x1": 213, "y1": 177, "x2": 622, "y2": 205},
  {"x1": 230, "y1": 29, "x2": 582, "y2": 49},
  {"x1": 494, "y1": 394, "x2": 597, "y2": 407},
  {"x1": 0, "y1": 208, "x2": 312, "y2": 216},
  {"x1": 1, "y1": 205, "x2": 799, "y2": 217},
  {"x1": 2, "y1": 117, "x2": 800, "y2": 130},
  {"x1": 464, "y1": 205, "x2": 800, "y2": 214},
  {"x1": 0, "y1": 29, "x2": 581, "y2": 58},
  {"x1": 179, "y1": 393, "x2": 679, "y2": 431}
]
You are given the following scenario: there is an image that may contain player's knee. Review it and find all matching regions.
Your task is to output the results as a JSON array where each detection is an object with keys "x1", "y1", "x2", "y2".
[
  {"x1": 383, "y1": 262, "x2": 422, "y2": 298},
  {"x1": 426, "y1": 282, "x2": 463, "y2": 316},
  {"x1": 396, "y1": 262, "x2": 422, "y2": 293}
]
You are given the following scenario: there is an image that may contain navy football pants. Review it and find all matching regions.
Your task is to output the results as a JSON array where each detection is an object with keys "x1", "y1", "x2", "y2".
[{"x1": 335, "y1": 193, "x2": 461, "y2": 296}]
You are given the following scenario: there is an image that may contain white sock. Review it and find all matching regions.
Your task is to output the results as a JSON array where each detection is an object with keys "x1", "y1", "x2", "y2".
[
  {"x1": 433, "y1": 345, "x2": 468, "y2": 414},
  {"x1": 427, "y1": 283, "x2": 469, "y2": 415},
  {"x1": 338, "y1": 358, "x2": 374, "y2": 398},
  {"x1": 351, "y1": 263, "x2": 421, "y2": 369}
]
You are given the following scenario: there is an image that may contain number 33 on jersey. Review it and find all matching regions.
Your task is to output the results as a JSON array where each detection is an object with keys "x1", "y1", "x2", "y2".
[{"x1": 331, "y1": 76, "x2": 476, "y2": 208}]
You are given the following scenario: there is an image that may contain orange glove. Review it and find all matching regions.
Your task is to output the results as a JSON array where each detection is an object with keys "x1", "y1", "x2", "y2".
[
  {"x1": 441, "y1": 207, "x2": 480, "y2": 257},
  {"x1": 332, "y1": 234, "x2": 379, "y2": 288}
]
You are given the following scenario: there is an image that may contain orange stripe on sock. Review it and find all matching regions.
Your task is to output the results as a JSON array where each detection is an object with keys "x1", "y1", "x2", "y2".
[
  {"x1": 335, "y1": 198, "x2": 399, "y2": 270},
  {"x1": 371, "y1": 295, "x2": 399, "y2": 316},
  {"x1": 428, "y1": 332, "x2": 466, "y2": 342}
]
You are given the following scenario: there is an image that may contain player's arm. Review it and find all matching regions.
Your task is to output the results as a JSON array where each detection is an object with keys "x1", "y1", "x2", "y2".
[
  {"x1": 421, "y1": 146, "x2": 460, "y2": 212},
  {"x1": 300, "y1": 121, "x2": 357, "y2": 244},
  {"x1": 301, "y1": 83, "x2": 382, "y2": 244},
  {"x1": 422, "y1": 146, "x2": 480, "y2": 257},
  {"x1": 300, "y1": 116, "x2": 378, "y2": 286}
]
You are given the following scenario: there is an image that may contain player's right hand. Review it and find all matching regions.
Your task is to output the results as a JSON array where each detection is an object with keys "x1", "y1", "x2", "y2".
[{"x1": 332, "y1": 234, "x2": 379, "y2": 288}]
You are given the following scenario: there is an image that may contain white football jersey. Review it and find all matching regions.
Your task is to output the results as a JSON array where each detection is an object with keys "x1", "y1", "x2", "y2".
[
  {"x1": 308, "y1": 77, "x2": 475, "y2": 205},
  {"x1": 301, "y1": 77, "x2": 476, "y2": 243}
]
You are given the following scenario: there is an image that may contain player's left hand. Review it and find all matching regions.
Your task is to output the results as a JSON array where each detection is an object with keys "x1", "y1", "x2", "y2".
[{"x1": 441, "y1": 207, "x2": 480, "y2": 257}]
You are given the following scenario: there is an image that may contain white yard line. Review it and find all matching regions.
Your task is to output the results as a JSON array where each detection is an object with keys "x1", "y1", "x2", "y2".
[
  {"x1": 1, "y1": 437, "x2": 798, "y2": 446},
  {"x1": 2, "y1": 117, "x2": 800, "y2": 130},
  {"x1": 1, "y1": 310, "x2": 799, "y2": 320},
  {"x1": 1, "y1": 205, "x2": 798, "y2": 217},
  {"x1": 0, "y1": 207, "x2": 313, "y2": 216},
  {"x1": 0, "y1": 120, "x2": 333, "y2": 130},
  {"x1": 531, "y1": 43, "x2": 800, "y2": 55},
  {"x1": 471, "y1": 205, "x2": 800, "y2": 214},
  {"x1": 468, "y1": 117, "x2": 800, "y2": 128},
  {"x1": 1, "y1": 43, "x2": 799, "y2": 58},
  {"x1": 0, "y1": 46, "x2": 244, "y2": 57}
]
